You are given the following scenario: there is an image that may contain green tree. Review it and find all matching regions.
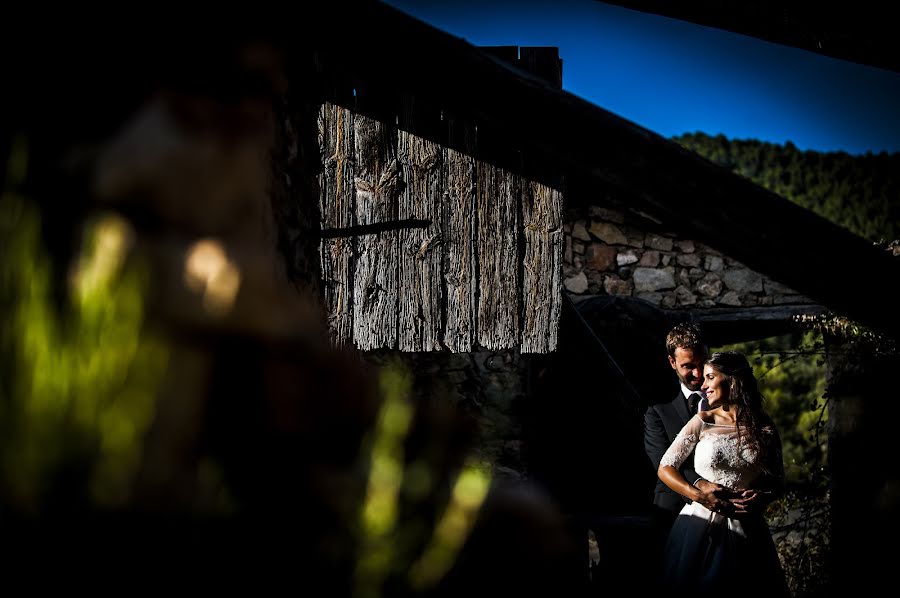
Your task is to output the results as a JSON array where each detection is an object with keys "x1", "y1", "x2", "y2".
[{"x1": 675, "y1": 132, "x2": 900, "y2": 241}]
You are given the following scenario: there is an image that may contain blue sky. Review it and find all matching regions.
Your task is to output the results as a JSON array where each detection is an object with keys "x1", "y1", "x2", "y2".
[{"x1": 384, "y1": 0, "x2": 900, "y2": 155}]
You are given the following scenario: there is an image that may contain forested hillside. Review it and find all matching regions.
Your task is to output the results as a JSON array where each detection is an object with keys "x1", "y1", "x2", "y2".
[{"x1": 675, "y1": 132, "x2": 900, "y2": 242}]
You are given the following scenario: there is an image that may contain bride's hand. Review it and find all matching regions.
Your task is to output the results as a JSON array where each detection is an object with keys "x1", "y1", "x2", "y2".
[
  {"x1": 730, "y1": 489, "x2": 774, "y2": 515},
  {"x1": 693, "y1": 479, "x2": 729, "y2": 512}
]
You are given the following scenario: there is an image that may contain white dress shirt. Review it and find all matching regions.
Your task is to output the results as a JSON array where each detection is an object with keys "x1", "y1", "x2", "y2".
[{"x1": 680, "y1": 384, "x2": 708, "y2": 413}]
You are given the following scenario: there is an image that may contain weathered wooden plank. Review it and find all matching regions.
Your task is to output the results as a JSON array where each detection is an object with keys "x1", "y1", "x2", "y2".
[
  {"x1": 351, "y1": 111, "x2": 399, "y2": 350},
  {"x1": 317, "y1": 101, "x2": 561, "y2": 352},
  {"x1": 476, "y1": 162, "x2": 519, "y2": 350},
  {"x1": 521, "y1": 182, "x2": 562, "y2": 353},
  {"x1": 397, "y1": 127, "x2": 443, "y2": 352},
  {"x1": 442, "y1": 146, "x2": 476, "y2": 352},
  {"x1": 318, "y1": 102, "x2": 354, "y2": 345}
]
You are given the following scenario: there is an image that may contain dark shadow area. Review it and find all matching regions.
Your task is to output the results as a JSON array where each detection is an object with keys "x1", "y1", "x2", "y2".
[{"x1": 524, "y1": 295, "x2": 683, "y2": 593}]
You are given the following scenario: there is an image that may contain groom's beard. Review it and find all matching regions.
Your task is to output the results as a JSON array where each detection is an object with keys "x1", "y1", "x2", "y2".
[{"x1": 679, "y1": 374, "x2": 703, "y2": 392}]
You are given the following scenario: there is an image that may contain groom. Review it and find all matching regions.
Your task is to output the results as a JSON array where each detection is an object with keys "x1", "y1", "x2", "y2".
[{"x1": 643, "y1": 324, "x2": 729, "y2": 552}]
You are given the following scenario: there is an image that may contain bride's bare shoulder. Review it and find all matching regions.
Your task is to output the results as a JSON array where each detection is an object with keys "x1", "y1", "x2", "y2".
[{"x1": 699, "y1": 406, "x2": 735, "y2": 426}]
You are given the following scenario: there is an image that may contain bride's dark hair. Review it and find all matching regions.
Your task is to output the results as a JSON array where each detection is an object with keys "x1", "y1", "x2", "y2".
[{"x1": 706, "y1": 351, "x2": 770, "y2": 465}]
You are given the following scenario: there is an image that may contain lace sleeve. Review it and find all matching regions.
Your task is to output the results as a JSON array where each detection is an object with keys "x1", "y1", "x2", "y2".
[{"x1": 659, "y1": 415, "x2": 703, "y2": 469}]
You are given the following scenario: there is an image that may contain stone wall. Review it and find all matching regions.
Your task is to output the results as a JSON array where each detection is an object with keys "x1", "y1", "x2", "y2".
[{"x1": 562, "y1": 205, "x2": 813, "y2": 308}]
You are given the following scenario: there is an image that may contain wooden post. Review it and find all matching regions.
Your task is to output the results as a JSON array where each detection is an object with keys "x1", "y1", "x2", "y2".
[
  {"x1": 442, "y1": 118, "x2": 478, "y2": 352},
  {"x1": 318, "y1": 103, "x2": 357, "y2": 345},
  {"x1": 398, "y1": 99, "x2": 444, "y2": 351},
  {"x1": 351, "y1": 105, "x2": 399, "y2": 350}
]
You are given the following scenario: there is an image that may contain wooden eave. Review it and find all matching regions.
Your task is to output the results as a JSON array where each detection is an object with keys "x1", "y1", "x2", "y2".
[{"x1": 602, "y1": 1, "x2": 900, "y2": 74}]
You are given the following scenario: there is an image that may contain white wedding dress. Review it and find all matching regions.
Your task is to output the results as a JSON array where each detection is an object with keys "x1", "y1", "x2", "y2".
[{"x1": 659, "y1": 414, "x2": 789, "y2": 596}]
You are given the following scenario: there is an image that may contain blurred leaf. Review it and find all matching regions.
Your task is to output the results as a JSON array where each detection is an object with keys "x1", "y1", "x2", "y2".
[{"x1": 0, "y1": 187, "x2": 168, "y2": 510}]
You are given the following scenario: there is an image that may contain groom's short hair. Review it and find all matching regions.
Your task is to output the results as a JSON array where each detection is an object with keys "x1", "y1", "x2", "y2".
[{"x1": 665, "y1": 323, "x2": 705, "y2": 357}]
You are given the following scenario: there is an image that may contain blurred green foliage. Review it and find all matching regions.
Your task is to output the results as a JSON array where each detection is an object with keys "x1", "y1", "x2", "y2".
[
  {"x1": 0, "y1": 139, "x2": 168, "y2": 511},
  {"x1": 355, "y1": 362, "x2": 492, "y2": 598}
]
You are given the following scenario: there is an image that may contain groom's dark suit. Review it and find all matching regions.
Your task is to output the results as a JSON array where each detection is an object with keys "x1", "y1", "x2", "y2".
[
  {"x1": 643, "y1": 389, "x2": 702, "y2": 592},
  {"x1": 644, "y1": 389, "x2": 702, "y2": 513}
]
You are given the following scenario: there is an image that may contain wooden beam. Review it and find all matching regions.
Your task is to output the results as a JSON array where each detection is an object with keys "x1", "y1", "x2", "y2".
[
  {"x1": 689, "y1": 304, "x2": 827, "y2": 345},
  {"x1": 603, "y1": 1, "x2": 900, "y2": 74},
  {"x1": 689, "y1": 304, "x2": 826, "y2": 323}
]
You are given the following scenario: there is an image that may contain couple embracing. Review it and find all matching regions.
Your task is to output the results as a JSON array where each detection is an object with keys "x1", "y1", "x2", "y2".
[{"x1": 643, "y1": 323, "x2": 790, "y2": 597}]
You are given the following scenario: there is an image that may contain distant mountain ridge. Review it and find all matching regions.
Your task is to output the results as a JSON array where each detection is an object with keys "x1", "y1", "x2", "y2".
[{"x1": 674, "y1": 132, "x2": 900, "y2": 242}]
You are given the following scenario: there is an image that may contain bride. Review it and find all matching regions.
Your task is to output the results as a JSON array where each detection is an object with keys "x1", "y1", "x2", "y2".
[{"x1": 657, "y1": 351, "x2": 790, "y2": 597}]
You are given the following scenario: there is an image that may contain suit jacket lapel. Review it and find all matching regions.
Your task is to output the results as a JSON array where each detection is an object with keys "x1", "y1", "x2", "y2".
[{"x1": 673, "y1": 391, "x2": 692, "y2": 422}]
